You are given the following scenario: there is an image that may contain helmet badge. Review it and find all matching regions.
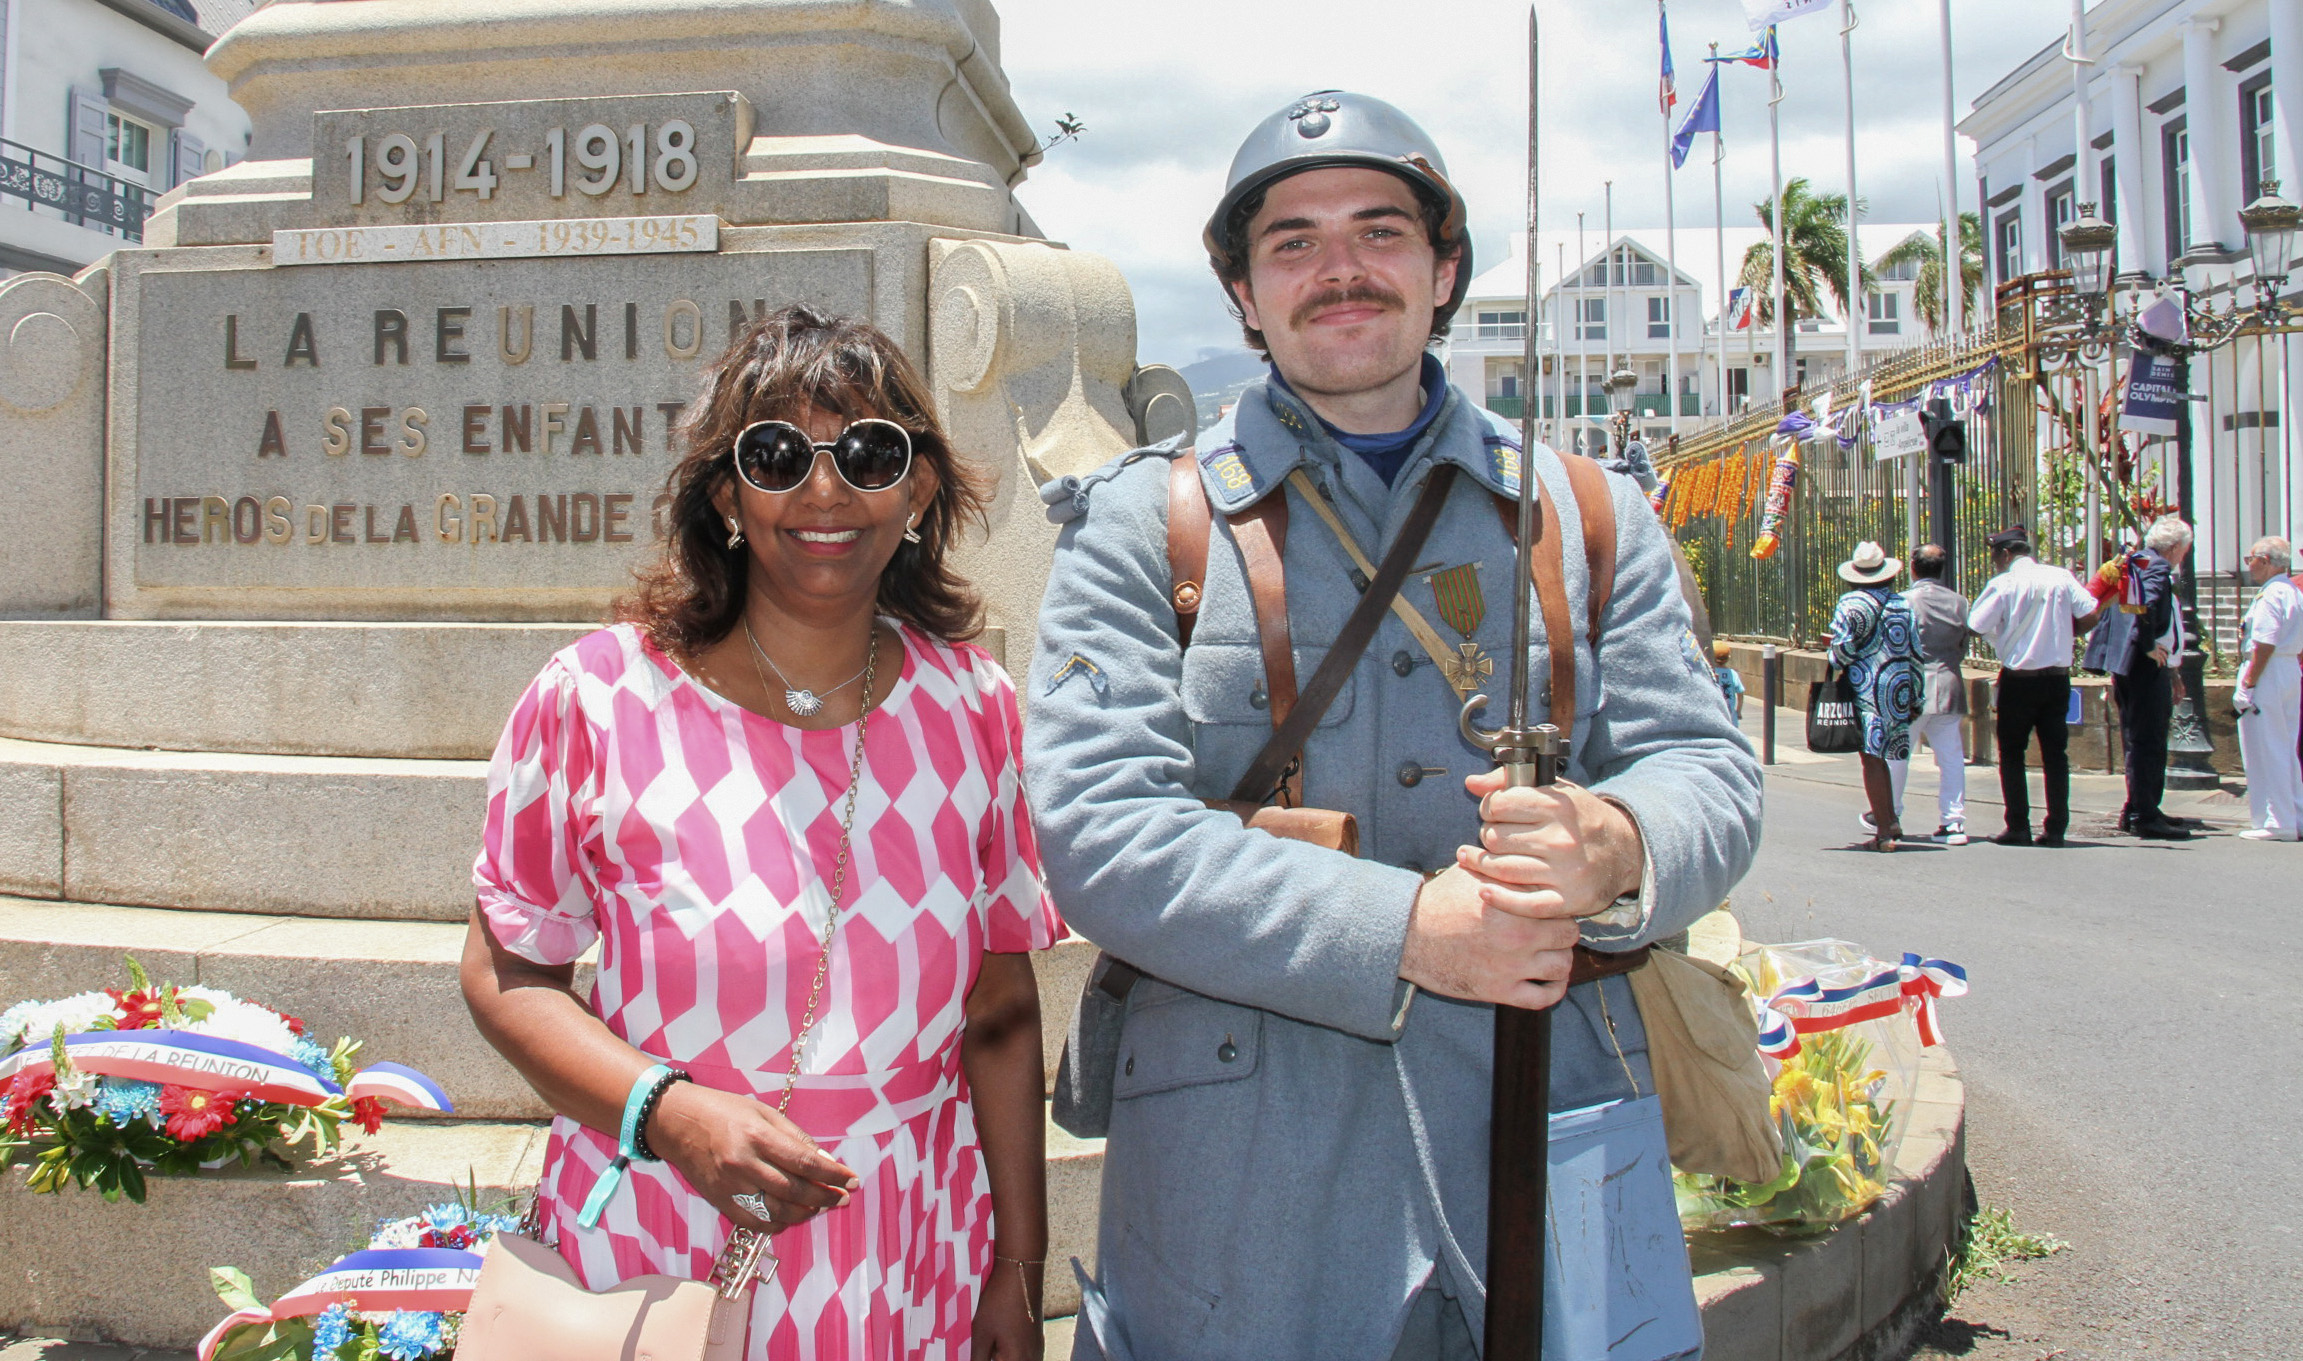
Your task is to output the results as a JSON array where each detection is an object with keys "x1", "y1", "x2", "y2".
[{"x1": 1287, "y1": 95, "x2": 1341, "y2": 139}]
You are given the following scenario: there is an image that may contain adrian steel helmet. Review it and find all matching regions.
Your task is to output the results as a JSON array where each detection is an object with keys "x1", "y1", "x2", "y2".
[{"x1": 1203, "y1": 90, "x2": 1473, "y2": 323}]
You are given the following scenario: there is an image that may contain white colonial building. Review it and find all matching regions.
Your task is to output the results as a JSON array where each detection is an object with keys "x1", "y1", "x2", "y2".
[
  {"x1": 1445, "y1": 224, "x2": 1943, "y2": 457},
  {"x1": 1960, "y1": 0, "x2": 2298, "y2": 609},
  {"x1": 0, "y1": 0, "x2": 254, "y2": 275}
]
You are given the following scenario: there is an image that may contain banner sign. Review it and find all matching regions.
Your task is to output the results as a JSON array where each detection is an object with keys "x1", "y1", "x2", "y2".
[{"x1": 2122, "y1": 348, "x2": 2184, "y2": 437}]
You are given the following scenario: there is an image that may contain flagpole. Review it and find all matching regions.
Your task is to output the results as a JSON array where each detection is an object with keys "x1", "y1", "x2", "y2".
[
  {"x1": 1841, "y1": 0, "x2": 1862, "y2": 386},
  {"x1": 1577, "y1": 210, "x2": 1588, "y2": 455},
  {"x1": 1604, "y1": 180, "x2": 1617, "y2": 407},
  {"x1": 1938, "y1": 0, "x2": 1963, "y2": 337},
  {"x1": 1556, "y1": 241, "x2": 1569, "y2": 448},
  {"x1": 1661, "y1": 0, "x2": 1681, "y2": 440},
  {"x1": 1713, "y1": 46, "x2": 1729, "y2": 419},
  {"x1": 1769, "y1": 35, "x2": 1787, "y2": 403}
]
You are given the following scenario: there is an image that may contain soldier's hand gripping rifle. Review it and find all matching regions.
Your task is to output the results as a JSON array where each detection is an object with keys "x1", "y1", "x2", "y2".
[{"x1": 1463, "y1": 9, "x2": 1555, "y2": 1356}]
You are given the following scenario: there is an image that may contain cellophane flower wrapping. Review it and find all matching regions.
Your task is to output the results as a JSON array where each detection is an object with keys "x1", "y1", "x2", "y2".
[{"x1": 1674, "y1": 939, "x2": 1929, "y2": 1235}]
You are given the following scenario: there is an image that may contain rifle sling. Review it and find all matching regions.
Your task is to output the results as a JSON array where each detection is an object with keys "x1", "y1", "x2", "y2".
[{"x1": 1229, "y1": 464, "x2": 1458, "y2": 805}]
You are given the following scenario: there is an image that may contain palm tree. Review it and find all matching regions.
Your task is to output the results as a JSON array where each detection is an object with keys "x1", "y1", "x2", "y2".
[
  {"x1": 1736, "y1": 177, "x2": 1867, "y2": 328},
  {"x1": 1874, "y1": 212, "x2": 1985, "y2": 334}
]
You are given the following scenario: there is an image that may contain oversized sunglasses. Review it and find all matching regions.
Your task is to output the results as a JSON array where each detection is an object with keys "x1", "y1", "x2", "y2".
[{"x1": 731, "y1": 418, "x2": 914, "y2": 494}]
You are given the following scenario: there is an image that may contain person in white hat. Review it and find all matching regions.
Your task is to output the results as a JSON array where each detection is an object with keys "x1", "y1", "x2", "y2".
[{"x1": 1827, "y1": 542, "x2": 1923, "y2": 849}]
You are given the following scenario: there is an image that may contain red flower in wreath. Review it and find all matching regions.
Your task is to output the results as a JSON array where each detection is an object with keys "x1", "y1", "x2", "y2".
[
  {"x1": 107, "y1": 987, "x2": 168, "y2": 1030},
  {"x1": 2, "y1": 1071, "x2": 54, "y2": 1133},
  {"x1": 159, "y1": 1084, "x2": 231, "y2": 1141},
  {"x1": 277, "y1": 1011, "x2": 306, "y2": 1037},
  {"x1": 351, "y1": 1096, "x2": 388, "y2": 1135}
]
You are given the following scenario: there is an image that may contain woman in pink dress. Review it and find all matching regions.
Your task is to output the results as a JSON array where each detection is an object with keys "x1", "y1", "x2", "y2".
[{"x1": 461, "y1": 305, "x2": 1059, "y2": 1360}]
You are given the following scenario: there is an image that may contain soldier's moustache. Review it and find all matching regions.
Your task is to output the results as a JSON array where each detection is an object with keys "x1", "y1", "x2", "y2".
[{"x1": 1291, "y1": 282, "x2": 1405, "y2": 329}]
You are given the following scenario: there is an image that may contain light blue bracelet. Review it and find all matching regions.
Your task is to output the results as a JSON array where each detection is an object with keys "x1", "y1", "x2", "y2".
[{"x1": 578, "y1": 1063, "x2": 672, "y2": 1230}]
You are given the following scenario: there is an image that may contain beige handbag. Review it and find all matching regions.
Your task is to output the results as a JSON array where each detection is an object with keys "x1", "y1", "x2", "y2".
[
  {"x1": 1628, "y1": 949, "x2": 1784, "y2": 1184},
  {"x1": 455, "y1": 1230, "x2": 762, "y2": 1361}
]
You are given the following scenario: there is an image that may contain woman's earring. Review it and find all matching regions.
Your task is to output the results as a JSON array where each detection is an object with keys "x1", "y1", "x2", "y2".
[
  {"x1": 726, "y1": 517, "x2": 744, "y2": 549},
  {"x1": 902, "y1": 514, "x2": 922, "y2": 545}
]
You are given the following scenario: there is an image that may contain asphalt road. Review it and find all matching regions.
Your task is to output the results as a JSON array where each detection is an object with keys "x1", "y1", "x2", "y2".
[{"x1": 1733, "y1": 733, "x2": 2300, "y2": 1361}]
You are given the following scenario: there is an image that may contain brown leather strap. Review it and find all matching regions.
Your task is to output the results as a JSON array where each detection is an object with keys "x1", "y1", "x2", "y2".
[
  {"x1": 1557, "y1": 453, "x2": 1617, "y2": 646},
  {"x1": 1230, "y1": 496, "x2": 1295, "y2": 726},
  {"x1": 1167, "y1": 454, "x2": 1210, "y2": 649},
  {"x1": 1228, "y1": 493, "x2": 1299, "y2": 805},
  {"x1": 1529, "y1": 492, "x2": 1584, "y2": 746},
  {"x1": 1567, "y1": 943, "x2": 1651, "y2": 986},
  {"x1": 1492, "y1": 450, "x2": 1620, "y2": 737},
  {"x1": 1231, "y1": 465, "x2": 1459, "y2": 805}
]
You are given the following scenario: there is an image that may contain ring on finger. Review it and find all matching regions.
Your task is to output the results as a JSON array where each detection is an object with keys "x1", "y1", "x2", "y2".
[{"x1": 731, "y1": 1191, "x2": 773, "y2": 1222}]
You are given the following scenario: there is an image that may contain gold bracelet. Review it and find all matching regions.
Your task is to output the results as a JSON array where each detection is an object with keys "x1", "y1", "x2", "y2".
[{"x1": 994, "y1": 1256, "x2": 1044, "y2": 1325}]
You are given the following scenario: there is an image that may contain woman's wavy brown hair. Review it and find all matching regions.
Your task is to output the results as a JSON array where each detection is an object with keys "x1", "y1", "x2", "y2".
[{"x1": 619, "y1": 305, "x2": 989, "y2": 655}]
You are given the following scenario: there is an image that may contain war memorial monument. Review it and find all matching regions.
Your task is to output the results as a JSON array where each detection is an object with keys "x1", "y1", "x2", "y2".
[{"x1": 0, "y1": 0, "x2": 1178, "y2": 1341}]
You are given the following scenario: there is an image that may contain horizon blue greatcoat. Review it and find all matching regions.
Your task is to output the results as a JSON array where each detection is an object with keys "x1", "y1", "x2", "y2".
[{"x1": 1024, "y1": 376, "x2": 1763, "y2": 1360}]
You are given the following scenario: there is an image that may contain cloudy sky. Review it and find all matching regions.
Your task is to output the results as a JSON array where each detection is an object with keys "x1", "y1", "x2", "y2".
[{"x1": 993, "y1": 0, "x2": 2072, "y2": 371}]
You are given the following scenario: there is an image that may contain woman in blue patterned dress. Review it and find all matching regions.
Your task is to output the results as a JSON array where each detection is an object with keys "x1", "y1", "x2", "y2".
[{"x1": 1827, "y1": 542, "x2": 1923, "y2": 850}]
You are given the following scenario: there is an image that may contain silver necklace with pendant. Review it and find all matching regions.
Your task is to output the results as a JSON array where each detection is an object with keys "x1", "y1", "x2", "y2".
[{"x1": 744, "y1": 620, "x2": 870, "y2": 717}]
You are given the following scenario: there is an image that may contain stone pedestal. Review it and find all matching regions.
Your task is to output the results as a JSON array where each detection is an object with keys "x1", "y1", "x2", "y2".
[{"x1": 0, "y1": 0, "x2": 1168, "y2": 1343}]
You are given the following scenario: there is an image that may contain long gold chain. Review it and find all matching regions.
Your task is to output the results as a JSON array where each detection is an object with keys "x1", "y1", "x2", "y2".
[
  {"x1": 713, "y1": 625, "x2": 881, "y2": 1294},
  {"x1": 772, "y1": 624, "x2": 878, "y2": 1112}
]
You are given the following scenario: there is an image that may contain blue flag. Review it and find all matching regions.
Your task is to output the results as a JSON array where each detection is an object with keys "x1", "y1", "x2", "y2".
[
  {"x1": 1659, "y1": 6, "x2": 1677, "y2": 115},
  {"x1": 1671, "y1": 66, "x2": 1720, "y2": 168}
]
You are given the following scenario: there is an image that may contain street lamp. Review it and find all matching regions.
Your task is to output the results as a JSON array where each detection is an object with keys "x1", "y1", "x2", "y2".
[
  {"x1": 2238, "y1": 180, "x2": 2300, "y2": 308},
  {"x1": 1604, "y1": 365, "x2": 1639, "y2": 456},
  {"x1": 2058, "y1": 202, "x2": 2118, "y2": 308}
]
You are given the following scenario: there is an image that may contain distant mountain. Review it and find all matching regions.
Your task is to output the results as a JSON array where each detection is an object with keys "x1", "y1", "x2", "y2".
[{"x1": 1176, "y1": 349, "x2": 1266, "y2": 432}]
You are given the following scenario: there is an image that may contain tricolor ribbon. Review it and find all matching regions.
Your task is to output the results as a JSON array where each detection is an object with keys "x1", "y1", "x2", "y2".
[
  {"x1": 1754, "y1": 953, "x2": 1967, "y2": 1060},
  {"x1": 0, "y1": 1031, "x2": 451, "y2": 1112},
  {"x1": 195, "y1": 1247, "x2": 484, "y2": 1360}
]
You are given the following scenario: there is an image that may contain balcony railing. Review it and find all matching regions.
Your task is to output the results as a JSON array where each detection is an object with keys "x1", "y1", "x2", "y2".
[
  {"x1": 1475, "y1": 323, "x2": 1528, "y2": 341},
  {"x1": 0, "y1": 138, "x2": 152, "y2": 243}
]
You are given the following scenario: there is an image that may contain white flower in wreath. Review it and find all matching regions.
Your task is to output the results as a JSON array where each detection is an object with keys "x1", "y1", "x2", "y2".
[
  {"x1": 50, "y1": 1064, "x2": 101, "y2": 1110},
  {"x1": 177, "y1": 988, "x2": 298, "y2": 1055},
  {"x1": 0, "y1": 991, "x2": 123, "y2": 1053}
]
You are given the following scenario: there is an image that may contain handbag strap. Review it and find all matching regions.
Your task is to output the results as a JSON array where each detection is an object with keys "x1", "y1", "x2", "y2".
[{"x1": 1230, "y1": 465, "x2": 1458, "y2": 805}]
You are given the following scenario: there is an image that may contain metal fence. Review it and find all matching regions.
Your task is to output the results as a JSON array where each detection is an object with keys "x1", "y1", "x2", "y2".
[{"x1": 1656, "y1": 272, "x2": 2303, "y2": 671}]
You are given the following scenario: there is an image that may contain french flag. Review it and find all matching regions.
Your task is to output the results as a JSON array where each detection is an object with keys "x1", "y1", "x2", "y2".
[
  {"x1": 1728, "y1": 287, "x2": 1756, "y2": 331},
  {"x1": 347, "y1": 1061, "x2": 455, "y2": 1113},
  {"x1": 1658, "y1": 5, "x2": 1677, "y2": 116}
]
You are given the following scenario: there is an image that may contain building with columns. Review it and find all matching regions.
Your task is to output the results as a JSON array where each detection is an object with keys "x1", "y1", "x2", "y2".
[{"x1": 1961, "y1": 0, "x2": 2299, "y2": 632}]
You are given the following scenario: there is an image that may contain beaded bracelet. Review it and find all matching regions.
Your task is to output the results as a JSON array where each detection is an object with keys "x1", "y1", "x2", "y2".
[{"x1": 630, "y1": 1067, "x2": 688, "y2": 1162}]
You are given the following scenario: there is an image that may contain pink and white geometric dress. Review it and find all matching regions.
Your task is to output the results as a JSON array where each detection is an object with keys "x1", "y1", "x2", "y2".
[{"x1": 473, "y1": 622, "x2": 1060, "y2": 1360}]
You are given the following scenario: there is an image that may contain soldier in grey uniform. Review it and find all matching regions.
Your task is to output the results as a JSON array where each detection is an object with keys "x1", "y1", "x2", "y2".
[{"x1": 1025, "y1": 93, "x2": 1762, "y2": 1360}]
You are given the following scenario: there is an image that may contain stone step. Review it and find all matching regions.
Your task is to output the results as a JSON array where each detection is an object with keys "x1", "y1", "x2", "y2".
[
  {"x1": 0, "y1": 1111, "x2": 1104, "y2": 1349},
  {"x1": 0, "y1": 899, "x2": 1100, "y2": 1120},
  {"x1": 0, "y1": 620, "x2": 587, "y2": 760},
  {"x1": 0, "y1": 737, "x2": 485, "y2": 921}
]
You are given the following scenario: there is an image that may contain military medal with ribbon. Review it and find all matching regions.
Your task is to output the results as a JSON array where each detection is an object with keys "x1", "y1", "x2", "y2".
[{"x1": 1423, "y1": 562, "x2": 1494, "y2": 696}]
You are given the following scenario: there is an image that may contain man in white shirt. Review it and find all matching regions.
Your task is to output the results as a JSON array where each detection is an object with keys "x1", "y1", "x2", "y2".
[
  {"x1": 2236, "y1": 537, "x2": 2303, "y2": 841},
  {"x1": 1967, "y1": 525, "x2": 2106, "y2": 846}
]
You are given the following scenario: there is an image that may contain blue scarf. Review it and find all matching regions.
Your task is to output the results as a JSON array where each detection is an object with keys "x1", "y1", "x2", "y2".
[{"x1": 1269, "y1": 354, "x2": 1447, "y2": 486}]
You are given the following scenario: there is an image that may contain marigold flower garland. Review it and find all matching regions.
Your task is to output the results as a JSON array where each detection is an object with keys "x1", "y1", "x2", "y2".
[{"x1": 0, "y1": 956, "x2": 449, "y2": 1202}]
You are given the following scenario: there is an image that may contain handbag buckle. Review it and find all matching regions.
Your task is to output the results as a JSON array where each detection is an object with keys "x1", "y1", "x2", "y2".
[{"x1": 710, "y1": 1227, "x2": 773, "y2": 1300}]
